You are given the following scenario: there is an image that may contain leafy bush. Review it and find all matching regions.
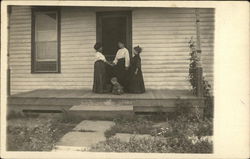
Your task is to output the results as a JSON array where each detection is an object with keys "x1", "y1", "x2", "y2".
[
  {"x1": 91, "y1": 137, "x2": 129, "y2": 152},
  {"x1": 194, "y1": 117, "x2": 213, "y2": 136},
  {"x1": 204, "y1": 96, "x2": 214, "y2": 119},
  {"x1": 152, "y1": 101, "x2": 213, "y2": 138},
  {"x1": 105, "y1": 116, "x2": 154, "y2": 138},
  {"x1": 188, "y1": 37, "x2": 214, "y2": 119},
  {"x1": 188, "y1": 38, "x2": 199, "y2": 95},
  {"x1": 105, "y1": 103, "x2": 213, "y2": 138},
  {"x1": 152, "y1": 116, "x2": 212, "y2": 138},
  {"x1": 90, "y1": 135, "x2": 212, "y2": 153},
  {"x1": 8, "y1": 119, "x2": 56, "y2": 151},
  {"x1": 98, "y1": 106, "x2": 213, "y2": 153},
  {"x1": 7, "y1": 115, "x2": 77, "y2": 151}
]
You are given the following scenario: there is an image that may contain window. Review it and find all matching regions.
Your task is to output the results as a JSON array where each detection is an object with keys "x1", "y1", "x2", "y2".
[{"x1": 32, "y1": 8, "x2": 60, "y2": 73}]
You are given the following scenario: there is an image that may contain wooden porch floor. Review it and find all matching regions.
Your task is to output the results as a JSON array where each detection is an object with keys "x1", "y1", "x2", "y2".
[
  {"x1": 11, "y1": 89, "x2": 197, "y2": 100},
  {"x1": 8, "y1": 89, "x2": 204, "y2": 115}
]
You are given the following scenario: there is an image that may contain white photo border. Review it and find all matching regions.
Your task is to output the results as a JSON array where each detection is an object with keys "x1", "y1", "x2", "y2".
[{"x1": 1, "y1": 1, "x2": 249, "y2": 159}]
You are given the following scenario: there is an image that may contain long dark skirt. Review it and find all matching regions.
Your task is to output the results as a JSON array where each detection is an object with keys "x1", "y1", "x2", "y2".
[
  {"x1": 112, "y1": 58, "x2": 129, "y2": 91},
  {"x1": 127, "y1": 55, "x2": 145, "y2": 93},
  {"x1": 128, "y1": 69, "x2": 145, "y2": 93},
  {"x1": 92, "y1": 60, "x2": 108, "y2": 93}
]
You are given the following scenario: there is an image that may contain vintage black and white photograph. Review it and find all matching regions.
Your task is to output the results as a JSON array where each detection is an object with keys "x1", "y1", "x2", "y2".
[{"x1": 4, "y1": 3, "x2": 215, "y2": 153}]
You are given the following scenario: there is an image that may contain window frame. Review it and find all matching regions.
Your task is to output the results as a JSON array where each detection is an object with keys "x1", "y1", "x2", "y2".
[{"x1": 31, "y1": 7, "x2": 61, "y2": 73}]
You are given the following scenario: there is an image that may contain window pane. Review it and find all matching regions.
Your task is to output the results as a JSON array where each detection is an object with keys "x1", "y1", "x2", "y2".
[
  {"x1": 36, "y1": 41, "x2": 57, "y2": 61},
  {"x1": 36, "y1": 30, "x2": 57, "y2": 41},
  {"x1": 35, "y1": 13, "x2": 57, "y2": 31}
]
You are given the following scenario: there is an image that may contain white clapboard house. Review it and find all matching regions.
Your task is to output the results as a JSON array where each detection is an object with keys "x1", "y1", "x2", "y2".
[{"x1": 7, "y1": 6, "x2": 214, "y2": 116}]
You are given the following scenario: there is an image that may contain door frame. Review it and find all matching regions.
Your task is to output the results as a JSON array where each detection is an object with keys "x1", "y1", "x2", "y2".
[{"x1": 96, "y1": 11, "x2": 132, "y2": 55}]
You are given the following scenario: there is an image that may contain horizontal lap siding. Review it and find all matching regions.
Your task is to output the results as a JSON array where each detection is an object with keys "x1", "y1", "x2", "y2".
[
  {"x1": 9, "y1": 7, "x2": 96, "y2": 94},
  {"x1": 199, "y1": 8, "x2": 214, "y2": 92},
  {"x1": 9, "y1": 6, "x2": 31, "y2": 94},
  {"x1": 133, "y1": 8, "x2": 196, "y2": 90},
  {"x1": 133, "y1": 8, "x2": 214, "y2": 91},
  {"x1": 61, "y1": 7, "x2": 95, "y2": 90},
  {"x1": 9, "y1": 7, "x2": 214, "y2": 94}
]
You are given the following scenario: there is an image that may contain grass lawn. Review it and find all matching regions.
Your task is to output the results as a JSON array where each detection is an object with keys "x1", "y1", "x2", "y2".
[{"x1": 7, "y1": 113, "x2": 81, "y2": 151}]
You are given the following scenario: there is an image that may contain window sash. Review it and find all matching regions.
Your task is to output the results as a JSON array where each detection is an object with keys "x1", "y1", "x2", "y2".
[{"x1": 32, "y1": 8, "x2": 60, "y2": 73}]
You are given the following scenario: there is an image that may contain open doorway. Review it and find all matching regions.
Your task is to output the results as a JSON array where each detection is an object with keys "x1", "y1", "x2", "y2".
[{"x1": 96, "y1": 11, "x2": 132, "y2": 61}]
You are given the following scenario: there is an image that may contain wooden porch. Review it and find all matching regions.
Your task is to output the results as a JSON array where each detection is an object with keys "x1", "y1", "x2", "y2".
[
  {"x1": 10, "y1": 89, "x2": 199, "y2": 99},
  {"x1": 8, "y1": 89, "x2": 205, "y2": 118}
]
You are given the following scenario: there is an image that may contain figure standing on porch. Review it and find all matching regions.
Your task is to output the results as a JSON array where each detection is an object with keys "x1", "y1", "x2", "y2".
[
  {"x1": 112, "y1": 41, "x2": 130, "y2": 92},
  {"x1": 92, "y1": 42, "x2": 109, "y2": 93},
  {"x1": 128, "y1": 46, "x2": 145, "y2": 93}
]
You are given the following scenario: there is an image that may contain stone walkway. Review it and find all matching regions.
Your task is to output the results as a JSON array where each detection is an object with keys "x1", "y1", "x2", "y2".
[
  {"x1": 53, "y1": 120, "x2": 158, "y2": 152},
  {"x1": 53, "y1": 120, "x2": 172, "y2": 151},
  {"x1": 53, "y1": 120, "x2": 115, "y2": 151},
  {"x1": 53, "y1": 120, "x2": 213, "y2": 152}
]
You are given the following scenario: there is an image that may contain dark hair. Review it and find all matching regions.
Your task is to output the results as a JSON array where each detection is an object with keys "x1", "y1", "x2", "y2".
[
  {"x1": 118, "y1": 41, "x2": 125, "y2": 45},
  {"x1": 94, "y1": 42, "x2": 102, "y2": 51},
  {"x1": 134, "y1": 45, "x2": 142, "y2": 54}
]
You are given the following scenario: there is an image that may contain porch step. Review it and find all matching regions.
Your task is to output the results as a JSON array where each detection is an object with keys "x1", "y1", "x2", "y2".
[
  {"x1": 70, "y1": 105, "x2": 133, "y2": 111},
  {"x1": 68, "y1": 104, "x2": 134, "y2": 120}
]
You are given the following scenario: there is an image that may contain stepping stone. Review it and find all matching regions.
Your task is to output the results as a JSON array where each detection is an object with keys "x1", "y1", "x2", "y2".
[
  {"x1": 54, "y1": 120, "x2": 116, "y2": 151},
  {"x1": 55, "y1": 132, "x2": 106, "y2": 150},
  {"x1": 73, "y1": 120, "x2": 115, "y2": 132},
  {"x1": 113, "y1": 133, "x2": 153, "y2": 142}
]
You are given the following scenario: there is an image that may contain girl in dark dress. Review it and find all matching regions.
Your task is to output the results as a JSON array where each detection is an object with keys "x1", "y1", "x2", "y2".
[
  {"x1": 92, "y1": 42, "x2": 109, "y2": 93},
  {"x1": 128, "y1": 46, "x2": 145, "y2": 93},
  {"x1": 112, "y1": 41, "x2": 130, "y2": 92}
]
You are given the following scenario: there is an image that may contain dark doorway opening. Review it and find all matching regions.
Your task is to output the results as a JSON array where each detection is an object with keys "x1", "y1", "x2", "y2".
[
  {"x1": 96, "y1": 11, "x2": 132, "y2": 61},
  {"x1": 102, "y1": 17, "x2": 126, "y2": 61}
]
